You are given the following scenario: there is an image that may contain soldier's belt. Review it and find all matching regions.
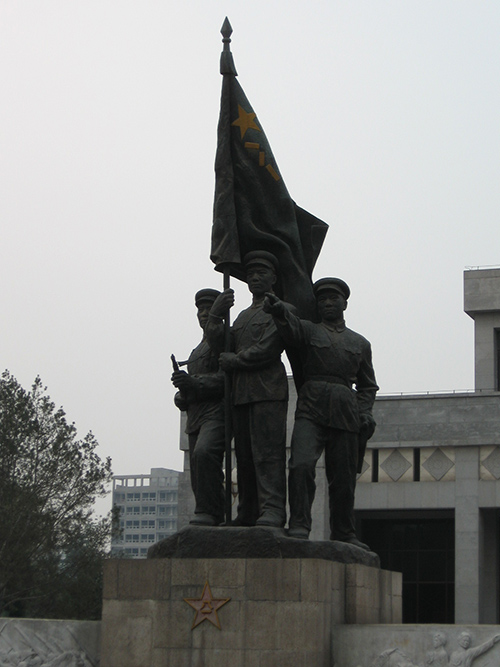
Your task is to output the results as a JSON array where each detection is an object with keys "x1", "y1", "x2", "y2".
[{"x1": 305, "y1": 375, "x2": 351, "y2": 388}]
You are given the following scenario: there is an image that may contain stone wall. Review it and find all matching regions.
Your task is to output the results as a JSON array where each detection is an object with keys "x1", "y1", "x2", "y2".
[{"x1": 100, "y1": 558, "x2": 401, "y2": 666}]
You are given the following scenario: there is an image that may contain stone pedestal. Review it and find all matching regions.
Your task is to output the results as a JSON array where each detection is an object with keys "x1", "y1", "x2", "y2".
[{"x1": 101, "y1": 529, "x2": 402, "y2": 666}]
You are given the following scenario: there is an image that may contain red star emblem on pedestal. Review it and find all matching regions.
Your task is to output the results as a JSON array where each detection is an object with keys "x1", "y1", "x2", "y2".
[{"x1": 184, "y1": 581, "x2": 230, "y2": 630}]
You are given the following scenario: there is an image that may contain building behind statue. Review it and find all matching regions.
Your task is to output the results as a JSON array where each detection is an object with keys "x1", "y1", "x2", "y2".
[
  {"x1": 353, "y1": 267, "x2": 500, "y2": 625},
  {"x1": 111, "y1": 467, "x2": 179, "y2": 558},
  {"x1": 177, "y1": 267, "x2": 500, "y2": 626}
]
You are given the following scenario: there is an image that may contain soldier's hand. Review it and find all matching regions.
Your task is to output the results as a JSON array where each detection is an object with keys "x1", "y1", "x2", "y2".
[
  {"x1": 210, "y1": 288, "x2": 234, "y2": 318},
  {"x1": 219, "y1": 352, "x2": 237, "y2": 372},
  {"x1": 171, "y1": 370, "x2": 196, "y2": 392},
  {"x1": 263, "y1": 292, "x2": 285, "y2": 317},
  {"x1": 359, "y1": 414, "x2": 376, "y2": 440}
]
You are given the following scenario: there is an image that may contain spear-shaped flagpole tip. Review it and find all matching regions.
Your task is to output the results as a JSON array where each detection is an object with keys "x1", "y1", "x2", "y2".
[
  {"x1": 220, "y1": 17, "x2": 237, "y2": 76},
  {"x1": 221, "y1": 17, "x2": 232, "y2": 49}
]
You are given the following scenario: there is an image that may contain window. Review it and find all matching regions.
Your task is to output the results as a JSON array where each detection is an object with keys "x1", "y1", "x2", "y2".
[
  {"x1": 125, "y1": 548, "x2": 139, "y2": 556},
  {"x1": 159, "y1": 491, "x2": 177, "y2": 503},
  {"x1": 359, "y1": 513, "x2": 454, "y2": 623}
]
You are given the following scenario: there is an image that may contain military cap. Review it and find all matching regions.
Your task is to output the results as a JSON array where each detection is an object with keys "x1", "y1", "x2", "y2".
[
  {"x1": 195, "y1": 288, "x2": 221, "y2": 306},
  {"x1": 313, "y1": 277, "x2": 350, "y2": 300},
  {"x1": 243, "y1": 250, "x2": 279, "y2": 273}
]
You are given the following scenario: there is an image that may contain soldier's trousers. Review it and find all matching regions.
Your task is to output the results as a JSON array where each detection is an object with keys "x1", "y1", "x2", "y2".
[
  {"x1": 188, "y1": 419, "x2": 225, "y2": 523},
  {"x1": 232, "y1": 401, "x2": 287, "y2": 527},
  {"x1": 288, "y1": 418, "x2": 358, "y2": 540}
]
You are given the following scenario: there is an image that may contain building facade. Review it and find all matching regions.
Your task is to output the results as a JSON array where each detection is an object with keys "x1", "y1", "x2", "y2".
[
  {"x1": 176, "y1": 267, "x2": 500, "y2": 624},
  {"x1": 111, "y1": 467, "x2": 179, "y2": 558},
  {"x1": 353, "y1": 267, "x2": 500, "y2": 624}
]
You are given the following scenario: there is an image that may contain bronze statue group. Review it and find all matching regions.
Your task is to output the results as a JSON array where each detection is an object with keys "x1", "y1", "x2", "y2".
[{"x1": 171, "y1": 251, "x2": 378, "y2": 551}]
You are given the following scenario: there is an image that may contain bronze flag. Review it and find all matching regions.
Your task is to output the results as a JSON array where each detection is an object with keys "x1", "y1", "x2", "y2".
[{"x1": 211, "y1": 18, "x2": 329, "y2": 320}]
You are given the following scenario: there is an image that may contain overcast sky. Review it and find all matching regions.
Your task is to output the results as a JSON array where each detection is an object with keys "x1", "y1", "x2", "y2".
[{"x1": 2, "y1": 2, "x2": 499, "y2": 515}]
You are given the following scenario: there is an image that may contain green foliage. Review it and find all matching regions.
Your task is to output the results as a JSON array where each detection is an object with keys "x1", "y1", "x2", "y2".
[{"x1": 0, "y1": 370, "x2": 114, "y2": 619}]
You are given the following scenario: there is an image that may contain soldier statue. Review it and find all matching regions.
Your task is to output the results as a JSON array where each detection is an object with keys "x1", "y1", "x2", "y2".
[
  {"x1": 206, "y1": 251, "x2": 292, "y2": 528},
  {"x1": 264, "y1": 277, "x2": 378, "y2": 548},
  {"x1": 171, "y1": 288, "x2": 225, "y2": 526}
]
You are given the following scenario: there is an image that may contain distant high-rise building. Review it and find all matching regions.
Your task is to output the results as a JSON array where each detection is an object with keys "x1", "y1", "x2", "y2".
[{"x1": 111, "y1": 467, "x2": 179, "y2": 558}]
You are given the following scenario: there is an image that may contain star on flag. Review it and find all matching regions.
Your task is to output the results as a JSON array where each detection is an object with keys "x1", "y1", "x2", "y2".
[{"x1": 231, "y1": 104, "x2": 261, "y2": 138}]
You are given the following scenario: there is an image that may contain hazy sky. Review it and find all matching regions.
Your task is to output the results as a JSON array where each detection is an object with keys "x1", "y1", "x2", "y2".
[{"x1": 2, "y1": 2, "x2": 500, "y2": 515}]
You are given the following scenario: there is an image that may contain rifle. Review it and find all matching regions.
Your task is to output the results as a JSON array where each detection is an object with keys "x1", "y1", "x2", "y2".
[{"x1": 171, "y1": 354, "x2": 180, "y2": 372}]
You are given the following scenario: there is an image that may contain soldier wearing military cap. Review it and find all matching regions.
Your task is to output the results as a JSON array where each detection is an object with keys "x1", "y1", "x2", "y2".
[
  {"x1": 171, "y1": 288, "x2": 225, "y2": 526},
  {"x1": 206, "y1": 250, "x2": 293, "y2": 527},
  {"x1": 264, "y1": 277, "x2": 378, "y2": 548}
]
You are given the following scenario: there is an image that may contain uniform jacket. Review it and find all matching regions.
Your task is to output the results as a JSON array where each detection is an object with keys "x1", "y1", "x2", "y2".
[
  {"x1": 206, "y1": 302, "x2": 289, "y2": 406},
  {"x1": 180, "y1": 338, "x2": 224, "y2": 434},
  {"x1": 274, "y1": 310, "x2": 378, "y2": 432}
]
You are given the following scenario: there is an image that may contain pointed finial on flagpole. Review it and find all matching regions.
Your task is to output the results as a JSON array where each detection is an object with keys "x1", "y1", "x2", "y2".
[
  {"x1": 221, "y1": 17, "x2": 232, "y2": 50},
  {"x1": 220, "y1": 17, "x2": 237, "y2": 76}
]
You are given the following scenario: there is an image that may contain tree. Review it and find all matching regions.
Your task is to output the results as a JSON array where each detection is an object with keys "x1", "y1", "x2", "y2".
[{"x1": 0, "y1": 370, "x2": 114, "y2": 619}]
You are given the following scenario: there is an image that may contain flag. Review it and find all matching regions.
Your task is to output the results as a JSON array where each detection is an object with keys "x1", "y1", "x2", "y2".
[{"x1": 211, "y1": 20, "x2": 328, "y2": 319}]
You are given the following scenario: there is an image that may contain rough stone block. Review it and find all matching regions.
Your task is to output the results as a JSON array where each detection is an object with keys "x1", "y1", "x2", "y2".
[
  {"x1": 330, "y1": 561, "x2": 345, "y2": 591},
  {"x1": 100, "y1": 608, "x2": 153, "y2": 667},
  {"x1": 151, "y1": 648, "x2": 192, "y2": 667},
  {"x1": 117, "y1": 559, "x2": 171, "y2": 601},
  {"x1": 276, "y1": 601, "x2": 329, "y2": 650},
  {"x1": 345, "y1": 564, "x2": 380, "y2": 624},
  {"x1": 101, "y1": 598, "x2": 156, "y2": 620},
  {"x1": 170, "y1": 558, "x2": 211, "y2": 586},
  {"x1": 392, "y1": 590, "x2": 403, "y2": 623},
  {"x1": 102, "y1": 559, "x2": 119, "y2": 599},
  {"x1": 186, "y1": 648, "x2": 250, "y2": 667},
  {"x1": 379, "y1": 569, "x2": 391, "y2": 623},
  {"x1": 246, "y1": 558, "x2": 301, "y2": 601},
  {"x1": 300, "y1": 558, "x2": 332, "y2": 601},
  {"x1": 152, "y1": 601, "x2": 193, "y2": 649},
  {"x1": 259, "y1": 649, "x2": 310, "y2": 667},
  {"x1": 392, "y1": 570, "x2": 402, "y2": 597},
  {"x1": 170, "y1": 558, "x2": 247, "y2": 608},
  {"x1": 241, "y1": 601, "x2": 278, "y2": 650}
]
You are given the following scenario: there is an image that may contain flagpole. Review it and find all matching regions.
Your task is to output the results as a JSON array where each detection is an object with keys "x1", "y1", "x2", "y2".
[
  {"x1": 223, "y1": 268, "x2": 232, "y2": 524},
  {"x1": 220, "y1": 18, "x2": 236, "y2": 525}
]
